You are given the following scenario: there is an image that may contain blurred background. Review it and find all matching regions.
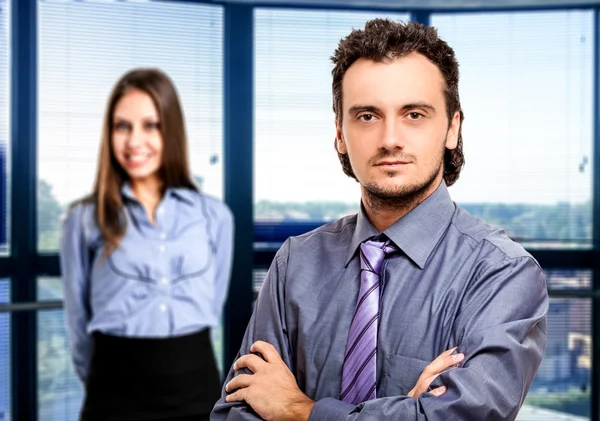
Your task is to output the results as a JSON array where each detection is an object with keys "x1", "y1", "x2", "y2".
[{"x1": 0, "y1": 0, "x2": 598, "y2": 419}]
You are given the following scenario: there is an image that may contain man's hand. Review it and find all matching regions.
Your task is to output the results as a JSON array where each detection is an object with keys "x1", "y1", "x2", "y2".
[
  {"x1": 225, "y1": 340, "x2": 315, "y2": 421},
  {"x1": 408, "y1": 348, "x2": 464, "y2": 398}
]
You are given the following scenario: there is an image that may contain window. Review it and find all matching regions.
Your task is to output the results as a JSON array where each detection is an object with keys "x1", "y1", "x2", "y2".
[
  {"x1": 37, "y1": 309, "x2": 82, "y2": 421},
  {"x1": 0, "y1": 0, "x2": 9, "y2": 255},
  {"x1": 431, "y1": 11, "x2": 593, "y2": 248},
  {"x1": 0, "y1": 0, "x2": 9, "y2": 414},
  {"x1": 37, "y1": 279, "x2": 82, "y2": 420},
  {"x1": 524, "y1": 296, "x2": 591, "y2": 420},
  {"x1": 546, "y1": 269, "x2": 592, "y2": 290},
  {"x1": 0, "y1": 279, "x2": 10, "y2": 421},
  {"x1": 36, "y1": 1, "x2": 224, "y2": 416},
  {"x1": 254, "y1": 9, "x2": 409, "y2": 222},
  {"x1": 37, "y1": 277, "x2": 62, "y2": 302},
  {"x1": 38, "y1": 0, "x2": 224, "y2": 252}
]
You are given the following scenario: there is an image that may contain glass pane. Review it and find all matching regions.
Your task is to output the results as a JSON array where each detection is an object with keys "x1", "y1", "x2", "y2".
[
  {"x1": 0, "y1": 279, "x2": 10, "y2": 421},
  {"x1": 546, "y1": 269, "x2": 592, "y2": 290},
  {"x1": 38, "y1": 276, "x2": 62, "y2": 301},
  {"x1": 253, "y1": 268, "x2": 268, "y2": 302},
  {"x1": 212, "y1": 323, "x2": 224, "y2": 377},
  {"x1": 254, "y1": 9, "x2": 409, "y2": 222},
  {"x1": 521, "y1": 297, "x2": 591, "y2": 420},
  {"x1": 38, "y1": 0, "x2": 224, "y2": 252},
  {"x1": 37, "y1": 309, "x2": 83, "y2": 420},
  {"x1": 431, "y1": 11, "x2": 593, "y2": 248},
  {"x1": 0, "y1": 0, "x2": 10, "y2": 255}
]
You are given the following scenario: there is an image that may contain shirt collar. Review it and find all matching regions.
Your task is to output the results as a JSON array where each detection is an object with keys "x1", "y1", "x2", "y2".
[
  {"x1": 120, "y1": 182, "x2": 137, "y2": 202},
  {"x1": 168, "y1": 186, "x2": 197, "y2": 204},
  {"x1": 345, "y1": 181, "x2": 456, "y2": 269},
  {"x1": 120, "y1": 182, "x2": 196, "y2": 205}
]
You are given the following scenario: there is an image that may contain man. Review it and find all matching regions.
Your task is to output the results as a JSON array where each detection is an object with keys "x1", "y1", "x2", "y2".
[{"x1": 212, "y1": 19, "x2": 548, "y2": 421}]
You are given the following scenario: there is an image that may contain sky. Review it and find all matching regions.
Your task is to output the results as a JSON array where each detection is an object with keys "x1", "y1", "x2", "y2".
[{"x1": 0, "y1": 1, "x2": 594, "y2": 208}]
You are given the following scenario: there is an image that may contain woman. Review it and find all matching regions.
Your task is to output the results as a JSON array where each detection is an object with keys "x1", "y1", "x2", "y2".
[{"x1": 60, "y1": 68, "x2": 234, "y2": 421}]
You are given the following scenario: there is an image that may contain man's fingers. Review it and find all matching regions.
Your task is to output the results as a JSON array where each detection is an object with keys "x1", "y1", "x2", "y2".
[
  {"x1": 439, "y1": 347, "x2": 457, "y2": 358},
  {"x1": 225, "y1": 389, "x2": 245, "y2": 403},
  {"x1": 250, "y1": 340, "x2": 281, "y2": 363},
  {"x1": 408, "y1": 380, "x2": 446, "y2": 398},
  {"x1": 225, "y1": 373, "x2": 253, "y2": 393},
  {"x1": 429, "y1": 386, "x2": 447, "y2": 397},
  {"x1": 409, "y1": 349, "x2": 462, "y2": 399},
  {"x1": 234, "y1": 354, "x2": 267, "y2": 373},
  {"x1": 423, "y1": 373, "x2": 443, "y2": 392},
  {"x1": 423, "y1": 351, "x2": 464, "y2": 376}
]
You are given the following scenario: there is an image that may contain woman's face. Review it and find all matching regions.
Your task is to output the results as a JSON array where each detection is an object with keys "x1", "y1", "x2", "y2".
[{"x1": 111, "y1": 89, "x2": 164, "y2": 183}]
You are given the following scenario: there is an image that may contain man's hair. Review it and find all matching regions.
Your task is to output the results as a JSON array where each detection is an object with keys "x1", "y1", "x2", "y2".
[{"x1": 331, "y1": 19, "x2": 465, "y2": 186}]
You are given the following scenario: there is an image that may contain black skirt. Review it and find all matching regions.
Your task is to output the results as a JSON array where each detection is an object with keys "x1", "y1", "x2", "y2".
[{"x1": 81, "y1": 329, "x2": 222, "y2": 421}]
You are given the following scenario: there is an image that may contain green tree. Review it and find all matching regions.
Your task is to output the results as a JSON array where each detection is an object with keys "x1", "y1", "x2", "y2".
[
  {"x1": 36, "y1": 181, "x2": 80, "y2": 417},
  {"x1": 38, "y1": 179, "x2": 65, "y2": 251}
]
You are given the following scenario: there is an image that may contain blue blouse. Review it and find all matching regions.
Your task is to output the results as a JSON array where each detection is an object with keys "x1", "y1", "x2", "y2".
[{"x1": 60, "y1": 183, "x2": 234, "y2": 382}]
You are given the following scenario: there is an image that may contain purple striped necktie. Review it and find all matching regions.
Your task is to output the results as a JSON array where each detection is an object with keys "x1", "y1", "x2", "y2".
[{"x1": 340, "y1": 238, "x2": 397, "y2": 405}]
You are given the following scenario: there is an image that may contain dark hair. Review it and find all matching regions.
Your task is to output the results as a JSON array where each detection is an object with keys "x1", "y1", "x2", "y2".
[
  {"x1": 331, "y1": 19, "x2": 465, "y2": 186},
  {"x1": 84, "y1": 68, "x2": 196, "y2": 256}
]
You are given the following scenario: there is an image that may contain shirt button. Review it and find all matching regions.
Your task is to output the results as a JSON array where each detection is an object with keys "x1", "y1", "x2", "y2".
[
  {"x1": 158, "y1": 208, "x2": 165, "y2": 215},
  {"x1": 160, "y1": 232, "x2": 167, "y2": 240},
  {"x1": 160, "y1": 277, "x2": 169, "y2": 285},
  {"x1": 159, "y1": 303, "x2": 168, "y2": 312},
  {"x1": 158, "y1": 245, "x2": 166, "y2": 253}
]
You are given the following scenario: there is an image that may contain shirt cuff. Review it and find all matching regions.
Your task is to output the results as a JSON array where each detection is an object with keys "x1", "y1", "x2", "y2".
[{"x1": 308, "y1": 398, "x2": 355, "y2": 421}]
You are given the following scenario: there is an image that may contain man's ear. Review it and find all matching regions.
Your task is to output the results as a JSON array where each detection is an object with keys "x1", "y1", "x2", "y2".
[
  {"x1": 445, "y1": 111, "x2": 461, "y2": 150},
  {"x1": 335, "y1": 121, "x2": 347, "y2": 154}
]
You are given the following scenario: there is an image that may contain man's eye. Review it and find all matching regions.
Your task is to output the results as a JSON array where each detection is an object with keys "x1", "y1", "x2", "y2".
[
  {"x1": 407, "y1": 112, "x2": 423, "y2": 120},
  {"x1": 359, "y1": 114, "x2": 375, "y2": 122}
]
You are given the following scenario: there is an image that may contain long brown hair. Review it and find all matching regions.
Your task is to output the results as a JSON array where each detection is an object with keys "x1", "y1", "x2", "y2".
[
  {"x1": 84, "y1": 68, "x2": 197, "y2": 256},
  {"x1": 331, "y1": 19, "x2": 465, "y2": 186}
]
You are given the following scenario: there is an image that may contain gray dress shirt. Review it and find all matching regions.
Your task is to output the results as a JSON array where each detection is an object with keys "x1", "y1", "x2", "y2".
[{"x1": 211, "y1": 182, "x2": 548, "y2": 420}]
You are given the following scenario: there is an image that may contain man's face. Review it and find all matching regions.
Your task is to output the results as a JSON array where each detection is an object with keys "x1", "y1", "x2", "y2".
[{"x1": 336, "y1": 52, "x2": 460, "y2": 200}]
